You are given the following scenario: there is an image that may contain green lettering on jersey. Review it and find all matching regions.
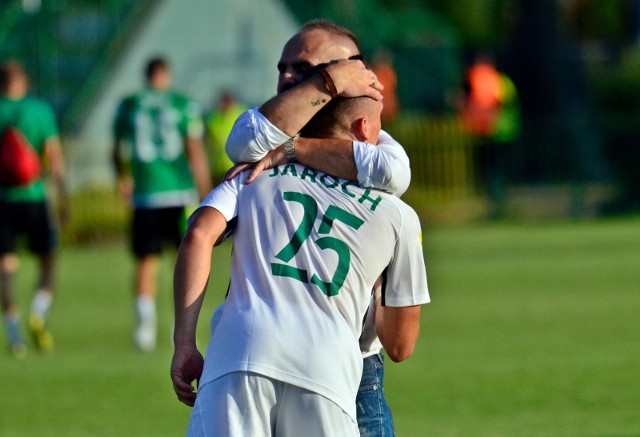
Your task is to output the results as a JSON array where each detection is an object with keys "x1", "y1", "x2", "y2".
[
  {"x1": 271, "y1": 263, "x2": 309, "y2": 283},
  {"x1": 318, "y1": 205, "x2": 364, "y2": 234},
  {"x1": 274, "y1": 192, "x2": 317, "y2": 262},
  {"x1": 269, "y1": 167, "x2": 280, "y2": 177},
  {"x1": 271, "y1": 191, "x2": 365, "y2": 297},
  {"x1": 311, "y1": 237, "x2": 350, "y2": 297},
  {"x1": 358, "y1": 189, "x2": 382, "y2": 211},
  {"x1": 341, "y1": 181, "x2": 357, "y2": 198},
  {"x1": 300, "y1": 166, "x2": 318, "y2": 183},
  {"x1": 281, "y1": 164, "x2": 298, "y2": 177},
  {"x1": 320, "y1": 174, "x2": 339, "y2": 189}
]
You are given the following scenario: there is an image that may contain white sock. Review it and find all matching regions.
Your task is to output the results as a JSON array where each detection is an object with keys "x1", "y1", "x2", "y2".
[
  {"x1": 31, "y1": 290, "x2": 53, "y2": 319},
  {"x1": 135, "y1": 296, "x2": 156, "y2": 325}
]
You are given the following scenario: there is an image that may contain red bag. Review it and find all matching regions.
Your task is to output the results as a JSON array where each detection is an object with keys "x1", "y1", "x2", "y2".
[{"x1": 0, "y1": 126, "x2": 42, "y2": 187}]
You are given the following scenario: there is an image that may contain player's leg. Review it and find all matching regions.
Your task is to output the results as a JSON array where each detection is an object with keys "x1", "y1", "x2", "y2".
[
  {"x1": 187, "y1": 372, "x2": 278, "y2": 436},
  {"x1": 276, "y1": 382, "x2": 359, "y2": 437},
  {"x1": 1, "y1": 253, "x2": 26, "y2": 359},
  {"x1": 25, "y1": 201, "x2": 57, "y2": 352},
  {"x1": 356, "y1": 353, "x2": 396, "y2": 436},
  {"x1": 28, "y1": 253, "x2": 55, "y2": 351},
  {"x1": 133, "y1": 254, "x2": 159, "y2": 352},
  {"x1": 131, "y1": 208, "x2": 162, "y2": 352},
  {"x1": 0, "y1": 200, "x2": 26, "y2": 358}
]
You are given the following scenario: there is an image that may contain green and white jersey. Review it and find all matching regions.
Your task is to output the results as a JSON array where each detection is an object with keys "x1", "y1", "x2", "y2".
[
  {"x1": 0, "y1": 96, "x2": 59, "y2": 202},
  {"x1": 113, "y1": 89, "x2": 203, "y2": 208},
  {"x1": 197, "y1": 163, "x2": 430, "y2": 421}
]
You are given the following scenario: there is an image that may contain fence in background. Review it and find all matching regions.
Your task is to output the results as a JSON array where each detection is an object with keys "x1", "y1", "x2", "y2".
[
  {"x1": 59, "y1": 110, "x2": 623, "y2": 244},
  {"x1": 388, "y1": 114, "x2": 475, "y2": 200}
]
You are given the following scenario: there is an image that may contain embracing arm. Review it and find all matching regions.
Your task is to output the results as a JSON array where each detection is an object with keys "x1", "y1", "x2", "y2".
[
  {"x1": 226, "y1": 61, "x2": 381, "y2": 163},
  {"x1": 171, "y1": 207, "x2": 227, "y2": 406},
  {"x1": 375, "y1": 204, "x2": 429, "y2": 362},
  {"x1": 225, "y1": 61, "x2": 409, "y2": 194},
  {"x1": 260, "y1": 60, "x2": 383, "y2": 136},
  {"x1": 235, "y1": 130, "x2": 411, "y2": 197},
  {"x1": 295, "y1": 130, "x2": 411, "y2": 194},
  {"x1": 352, "y1": 130, "x2": 411, "y2": 196},
  {"x1": 374, "y1": 301, "x2": 421, "y2": 362}
]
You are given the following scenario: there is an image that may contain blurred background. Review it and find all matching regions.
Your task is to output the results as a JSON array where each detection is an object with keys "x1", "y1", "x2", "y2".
[
  {"x1": 2, "y1": 0, "x2": 640, "y2": 236},
  {"x1": 3, "y1": 2, "x2": 639, "y2": 436}
]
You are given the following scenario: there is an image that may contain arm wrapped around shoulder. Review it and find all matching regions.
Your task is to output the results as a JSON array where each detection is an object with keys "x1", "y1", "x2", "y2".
[
  {"x1": 353, "y1": 130, "x2": 411, "y2": 196},
  {"x1": 225, "y1": 108, "x2": 290, "y2": 163}
]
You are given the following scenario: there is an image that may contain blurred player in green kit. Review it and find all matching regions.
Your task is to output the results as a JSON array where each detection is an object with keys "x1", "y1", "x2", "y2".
[
  {"x1": 0, "y1": 60, "x2": 69, "y2": 359},
  {"x1": 112, "y1": 57, "x2": 211, "y2": 352}
]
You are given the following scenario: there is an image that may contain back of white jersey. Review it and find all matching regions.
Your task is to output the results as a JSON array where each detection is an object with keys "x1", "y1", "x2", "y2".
[{"x1": 198, "y1": 163, "x2": 429, "y2": 420}]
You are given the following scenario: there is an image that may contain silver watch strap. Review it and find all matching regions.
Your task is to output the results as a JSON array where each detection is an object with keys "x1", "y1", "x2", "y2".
[{"x1": 284, "y1": 133, "x2": 300, "y2": 162}]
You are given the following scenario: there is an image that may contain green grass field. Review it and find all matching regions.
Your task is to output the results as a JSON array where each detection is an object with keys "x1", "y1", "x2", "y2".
[{"x1": 2, "y1": 218, "x2": 639, "y2": 436}]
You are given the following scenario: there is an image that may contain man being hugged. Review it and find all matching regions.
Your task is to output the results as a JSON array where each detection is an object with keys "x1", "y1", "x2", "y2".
[
  {"x1": 172, "y1": 94, "x2": 429, "y2": 436},
  {"x1": 224, "y1": 19, "x2": 413, "y2": 435}
]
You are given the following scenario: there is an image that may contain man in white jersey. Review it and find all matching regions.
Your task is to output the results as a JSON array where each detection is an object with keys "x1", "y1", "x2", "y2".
[
  {"x1": 224, "y1": 19, "x2": 412, "y2": 435},
  {"x1": 172, "y1": 96, "x2": 429, "y2": 436}
]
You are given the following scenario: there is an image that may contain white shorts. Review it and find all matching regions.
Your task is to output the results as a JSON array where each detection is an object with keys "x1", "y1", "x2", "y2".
[{"x1": 187, "y1": 371, "x2": 359, "y2": 437}]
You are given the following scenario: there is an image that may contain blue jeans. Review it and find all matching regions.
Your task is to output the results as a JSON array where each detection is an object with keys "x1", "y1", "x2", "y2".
[{"x1": 356, "y1": 353, "x2": 395, "y2": 436}]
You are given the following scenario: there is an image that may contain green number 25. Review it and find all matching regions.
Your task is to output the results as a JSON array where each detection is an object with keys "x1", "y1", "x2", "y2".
[{"x1": 270, "y1": 191, "x2": 364, "y2": 296}]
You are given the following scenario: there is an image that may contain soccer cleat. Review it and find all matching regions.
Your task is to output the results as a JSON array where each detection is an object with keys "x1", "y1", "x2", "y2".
[
  {"x1": 28, "y1": 314, "x2": 54, "y2": 352},
  {"x1": 10, "y1": 342, "x2": 27, "y2": 360}
]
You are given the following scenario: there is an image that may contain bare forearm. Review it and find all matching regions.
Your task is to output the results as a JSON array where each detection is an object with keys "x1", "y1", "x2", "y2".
[
  {"x1": 173, "y1": 238, "x2": 211, "y2": 345},
  {"x1": 295, "y1": 137, "x2": 357, "y2": 181},
  {"x1": 173, "y1": 225, "x2": 218, "y2": 345},
  {"x1": 173, "y1": 208, "x2": 227, "y2": 344},
  {"x1": 375, "y1": 304, "x2": 421, "y2": 362},
  {"x1": 260, "y1": 75, "x2": 332, "y2": 137}
]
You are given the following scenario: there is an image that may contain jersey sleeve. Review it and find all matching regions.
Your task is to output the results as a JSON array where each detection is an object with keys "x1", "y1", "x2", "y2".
[
  {"x1": 225, "y1": 107, "x2": 290, "y2": 163},
  {"x1": 383, "y1": 202, "x2": 430, "y2": 307},
  {"x1": 193, "y1": 173, "x2": 245, "y2": 222},
  {"x1": 352, "y1": 130, "x2": 411, "y2": 197}
]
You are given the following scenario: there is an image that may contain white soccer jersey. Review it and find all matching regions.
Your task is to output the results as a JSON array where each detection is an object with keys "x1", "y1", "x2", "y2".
[{"x1": 197, "y1": 163, "x2": 429, "y2": 420}]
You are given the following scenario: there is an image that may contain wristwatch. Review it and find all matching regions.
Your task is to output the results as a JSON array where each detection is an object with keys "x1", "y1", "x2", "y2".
[{"x1": 284, "y1": 133, "x2": 300, "y2": 162}]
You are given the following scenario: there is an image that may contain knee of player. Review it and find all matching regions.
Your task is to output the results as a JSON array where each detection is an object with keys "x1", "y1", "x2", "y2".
[{"x1": 0, "y1": 254, "x2": 20, "y2": 274}]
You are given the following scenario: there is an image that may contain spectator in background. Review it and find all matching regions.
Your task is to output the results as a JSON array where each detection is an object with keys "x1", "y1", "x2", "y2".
[
  {"x1": 0, "y1": 60, "x2": 69, "y2": 359},
  {"x1": 112, "y1": 57, "x2": 211, "y2": 352},
  {"x1": 205, "y1": 91, "x2": 246, "y2": 182},
  {"x1": 371, "y1": 48, "x2": 399, "y2": 123},
  {"x1": 460, "y1": 53, "x2": 521, "y2": 218}
]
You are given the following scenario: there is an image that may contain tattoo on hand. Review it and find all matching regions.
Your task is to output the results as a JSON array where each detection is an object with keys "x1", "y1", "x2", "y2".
[{"x1": 311, "y1": 98, "x2": 327, "y2": 107}]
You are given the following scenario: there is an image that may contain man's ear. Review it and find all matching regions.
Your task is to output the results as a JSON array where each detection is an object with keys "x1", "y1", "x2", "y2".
[{"x1": 352, "y1": 117, "x2": 369, "y2": 142}]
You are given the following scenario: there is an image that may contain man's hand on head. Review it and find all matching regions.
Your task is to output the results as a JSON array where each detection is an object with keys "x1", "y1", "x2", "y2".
[{"x1": 324, "y1": 60, "x2": 384, "y2": 100}]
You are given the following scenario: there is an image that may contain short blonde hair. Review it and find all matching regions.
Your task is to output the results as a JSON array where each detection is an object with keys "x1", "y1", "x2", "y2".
[
  {"x1": 301, "y1": 96, "x2": 374, "y2": 138},
  {"x1": 300, "y1": 19, "x2": 361, "y2": 53}
]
